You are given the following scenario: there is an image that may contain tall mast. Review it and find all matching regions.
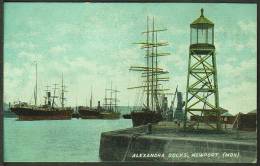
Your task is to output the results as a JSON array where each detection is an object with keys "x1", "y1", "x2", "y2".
[
  {"x1": 146, "y1": 16, "x2": 150, "y2": 110},
  {"x1": 61, "y1": 73, "x2": 64, "y2": 108},
  {"x1": 105, "y1": 88, "x2": 107, "y2": 110},
  {"x1": 90, "y1": 86, "x2": 93, "y2": 108},
  {"x1": 110, "y1": 81, "x2": 113, "y2": 111},
  {"x1": 114, "y1": 86, "x2": 117, "y2": 112},
  {"x1": 155, "y1": 31, "x2": 159, "y2": 110},
  {"x1": 128, "y1": 17, "x2": 171, "y2": 112},
  {"x1": 34, "y1": 61, "x2": 38, "y2": 106},
  {"x1": 151, "y1": 17, "x2": 155, "y2": 111}
]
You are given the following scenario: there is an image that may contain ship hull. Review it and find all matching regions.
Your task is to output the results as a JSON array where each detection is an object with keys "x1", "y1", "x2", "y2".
[
  {"x1": 81, "y1": 115, "x2": 101, "y2": 119},
  {"x1": 122, "y1": 114, "x2": 131, "y2": 119},
  {"x1": 17, "y1": 115, "x2": 71, "y2": 121},
  {"x1": 72, "y1": 113, "x2": 80, "y2": 119},
  {"x1": 131, "y1": 111, "x2": 163, "y2": 127},
  {"x1": 78, "y1": 107, "x2": 120, "y2": 119},
  {"x1": 10, "y1": 107, "x2": 73, "y2": 121},
  {"x1": 78, "y1": 108, "x2": 101, "y2": 119},
  {"x1": 100, "y1": 112, "x2": 120, "y2": 119}
]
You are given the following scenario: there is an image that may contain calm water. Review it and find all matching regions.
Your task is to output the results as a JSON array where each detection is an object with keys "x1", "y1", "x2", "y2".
[{"x1": 4, "y1": 118, "x2": 132, "y2": 162}]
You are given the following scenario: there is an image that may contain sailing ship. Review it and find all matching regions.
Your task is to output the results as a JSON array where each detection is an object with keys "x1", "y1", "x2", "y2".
[
  {"x1": 99, "y1": 83, "x2": 120, "y2": 119},
  {"x1": 10, "y1": 62, "x2": 73, "y2": 120},
  {"x1": 78, "y1": 88, "x2": 101, "y2": 119},
  {"x1": 78, "y1": 84, "x2": 120, "y2": 119},
  {"x1": 128, "y1": 17, "x2": 172, "y2": 127}
]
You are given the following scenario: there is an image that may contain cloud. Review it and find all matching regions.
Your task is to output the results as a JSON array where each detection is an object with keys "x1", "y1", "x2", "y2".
[
  {"x1": 219, "y1": 57, "x2": 256, "y2": 80},
  {"x1": 220, "y1": 81, "x2": 256, "y2": 114},
  {"x1": 3, "y1": 3, "x2": 257, "y2": 111},
  {"x1": 49, "y1": 44, "x2": 70, "y2": 55},
  {"x1": 168, "y1": 26, "x2": 189, "y2": 36},
  {"x1": 232, "y1": 37, "x2": 256, "y2": 53},
  {"x1": 4, "y1": 41, "x2": 37, "y2": 50},
  {"x1": 4, "y1": 61, "x2": 36, "y2": 103},
  {"x1": 238, "y1": 20, "x2": 256, "y2": 35},
  {"x1": 215, "y1": 25, "x2": 225, "y2": 34},
  {"x1": 16, "y1": 51, "x2": 43, "y2": 62}
]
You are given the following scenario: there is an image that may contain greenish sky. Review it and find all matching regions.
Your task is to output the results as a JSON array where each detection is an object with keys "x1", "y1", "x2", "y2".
[{"x1": 4, "y1": 3, "x2": 256, "y2": 114}]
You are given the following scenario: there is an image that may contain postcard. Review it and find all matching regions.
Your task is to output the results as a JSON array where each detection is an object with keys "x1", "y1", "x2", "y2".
[{"x1": 2, "y1": 2, "x2": 257, "y2": 163}]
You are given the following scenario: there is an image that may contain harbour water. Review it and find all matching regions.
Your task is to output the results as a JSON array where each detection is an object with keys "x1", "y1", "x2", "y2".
[{"x1": 4, "y1": 118, "x2": 132, "y2": 162}]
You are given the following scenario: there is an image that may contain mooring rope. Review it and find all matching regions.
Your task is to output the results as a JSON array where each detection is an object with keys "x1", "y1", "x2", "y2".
[{"x1": 122, "y1": 132, "x2": 145, "y2": 161}]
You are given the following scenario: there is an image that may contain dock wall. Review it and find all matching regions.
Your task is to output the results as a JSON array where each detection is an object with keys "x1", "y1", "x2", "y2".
[{"x1": 99, "y1": 127, "x2": 256, "y2": 163}]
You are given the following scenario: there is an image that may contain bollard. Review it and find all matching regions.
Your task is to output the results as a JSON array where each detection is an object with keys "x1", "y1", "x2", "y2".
[{"x1": 147, "y1": 123, "x2": 152, "y2": 134}]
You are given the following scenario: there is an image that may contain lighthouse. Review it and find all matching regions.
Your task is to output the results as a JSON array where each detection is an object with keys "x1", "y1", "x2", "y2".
[{"x1": 184, "y1": 9, "x2": 221, "y2": 130}]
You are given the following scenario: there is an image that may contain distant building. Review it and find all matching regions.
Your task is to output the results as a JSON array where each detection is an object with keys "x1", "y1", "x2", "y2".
[
  {"x1": 173, "y1": 92, "x2": 185, "y2": 121},
  {"x1": 233, "y1": 110, "x2": 256, "y2": 131}
]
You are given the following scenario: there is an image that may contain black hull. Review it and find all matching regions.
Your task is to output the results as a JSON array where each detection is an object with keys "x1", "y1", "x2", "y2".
[
  {"x1": 72, "y1": 113, "x2": 80, "y2": 119},
  {"x1": 100, "y1": 111, "x2": 121, "y2": 119},
  {"x1": 78, "y1": 107, "x2": 121, "y2": 119},
  {"x1": 10, "y1": 107, "x2": 73, "y2": 120},
  {"x1": 78, "y1": 108, "x2": 101, "y2": 119},
  {"x1": 122, "y1": 114, "x2": 131, "y2": 119},
  {"x1": 131, "y1": 111, "x2": 163, "y2": 127}
]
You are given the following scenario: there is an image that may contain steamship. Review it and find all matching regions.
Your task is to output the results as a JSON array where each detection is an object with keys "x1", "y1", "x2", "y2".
[
  {"x1": 78, "y1": 88, "x2": 101, "y2": 119},
  {"x1": 10, "y1": 63, "x2": 73, "y2": 120},
  {"x1": 78, "y1": 86, "x2": 120, "y2": 119}
]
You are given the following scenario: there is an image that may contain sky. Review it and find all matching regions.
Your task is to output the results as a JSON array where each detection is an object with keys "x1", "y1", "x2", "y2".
[{"x1": 4, "y1": 3, "x2": 257, "y2": 115}]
